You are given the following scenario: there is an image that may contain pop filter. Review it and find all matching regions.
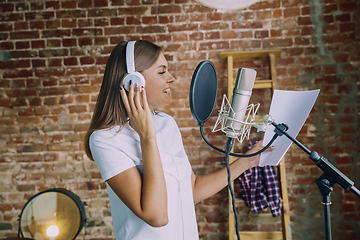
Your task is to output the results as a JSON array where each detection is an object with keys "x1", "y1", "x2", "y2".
[{"x1": 189, "y1": 60, "x2": 218, "y2": 125}]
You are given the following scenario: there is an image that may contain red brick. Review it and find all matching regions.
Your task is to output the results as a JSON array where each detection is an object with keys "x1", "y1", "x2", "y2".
[
  {"x1": 88, "y1": 9, "x2": 115, "y2": 17},
  {"x1": 342, "y1": 203, "x2": 355, "y2": 212},
  {"x1": 105, "y1": 26, "x2": 135, "y2": 35},
  {"x1": 78, "y1": 0, "x2": 92, "y2": 8},
  {"x1": 301, "y1": 6, "x2": 310, "y2": 15},
  {"x1": 182, "y1": 4, "x2": 212, "y2": 13},
  {"x1": 10, "y1": 31, "x2": 40, "y2": 40},
  {"x1": 61, "y1": 0, "x2": 76, "y2": 9},
  {"x1": 340, "y1": 23, "x2": 355, "y2": 32},
  {"x1": 39, "y1": 49, "x2": 68, "y2": 57},
  {"x1": 80, "y1": 56, "x2": 95, "y2": 65},
  {"x1": 62, "y1": 19, "x2": 77, "y2": 28},
  {"x1": 15, "y1": 41, "x2": 30, "y2": 49},
  {"x1": 199, "y1": 41, "x2": 229, "y2": 51},
  {"x1": 19, "y1": 108, "x2": 34, "y2": 116},
  {"x1": 263, "y1": 38, "x2": 293, "y2": 48},
  {"x1": 205, "y1": 31, "x2": 220, "y2": 40},
  {"x1": 239, "y1": 31, "x2": 253, "y2": 38},
  {"x1": 201, "y1": 22, "x2": 229, "y2": 31},
  {"x1": 35, "y1": 68, "x2": 66, "y2": 78},
  {"x1": 56, "y1": 10, "x2": 86, "y2": 18},
  {"x1": 188, "y1": 13, "x2": 205, "y2": 22},
  {"x1": 168, "y1": 23, "x2": 199, "y2": 32},
  {"x1": 110, "y1": 17, "x2": 125, "y2": 25},
  {"x1": 30, "y1": 2, "x2": 44, "y2": 10},
  {"x1": 118, "y1": 6, "x2": 148, "y2": 15},
  {"x1": 0, "y1": 204, "x2": 13, "y2": 211},
  {"x1": 47, "y1": 40, "x2": 61, "y2": 48},
  {"x1": 0, "y1": 41, "x2": 14, "y2": 50},
  {"x1": 207, "y1": 12, "x2": 222, "y2": 21},
  {"x1": 257, "y1": 10, "x2": 272, "y2": 20},
  {"x1": 250, "y1": 0, "x2": 280, "y2": 9},
  {"x1": 46, "y1": 1, "x2": 60, "y2": 9},
  {"x1": 94, "y1": 0, "x2": 109, "y2": 7},
  {"x1": 44, "y1": 20, "x2": 59, "y2": 31},
  {"x1": 0, "y1": 3, "x2": 14, "y2": 12},
  {"x1": 221, "y1": 30, "x2": 237, "y2": 39},
  {"x1": 30, "y1": 21, "x2": 45, "y2": 30},
  {"x1": 64, "y1": 57, "x2": 78, "y2": 66},
  {"x1": 339, "y1": 3, "x2": 356, "y2": 12},
  {"x1": 232, "y1": 21, "x2": 263, "y2": 29},
  {"x1": 25, "y1": 12, "x2": 54, "y2": 21},
  {"x1": 16, "y1": 184, "x2": 35, "y2": 192},
  {"x1": 284, "y1": 7, "x2": 300, "y2": 18},
  {"x1": 78, "y1": 19, "x2": 93, "y2": 27},
  {"x1": 273, "y1": 9, "x2": 283, "y2": 18},
  {"x1": 294, "y1": 36, "x2": 310, "y2": 45},
  {"x1": 298, "y1": 16, "x2": 312, "y2": 25},
  {"x1": 254, "y1": 30, "x2": 269, "y2": 38},
  {"x1": 136, "y1": 26, "x2": 166, "y2": 34},
  {"x1": 0, "y1": 23, "x2": 13, "y2": 32}
]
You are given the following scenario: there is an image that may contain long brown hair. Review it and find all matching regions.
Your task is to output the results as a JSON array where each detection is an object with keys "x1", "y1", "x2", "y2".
[{"x1": 84, "y1": 40, "x2": 162, "y2": 161}]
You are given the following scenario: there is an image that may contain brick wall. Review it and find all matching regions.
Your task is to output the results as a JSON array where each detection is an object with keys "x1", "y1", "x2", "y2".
[{"x1": 0, "y1": 0, "x2": 359, "y2": 239}]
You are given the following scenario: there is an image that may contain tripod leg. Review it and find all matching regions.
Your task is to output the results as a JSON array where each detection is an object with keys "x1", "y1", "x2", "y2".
[
  {"x1": 322, "y1": 193, "x2": 332, "y2": 240},
  {"x1": 315, "y1": 177, "x2": 333, "y2": 240}
]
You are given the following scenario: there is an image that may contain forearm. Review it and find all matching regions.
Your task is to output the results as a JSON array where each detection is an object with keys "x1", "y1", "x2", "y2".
[
  {"x1": 140, "y1": 137, "x2": 168, "y2": 225},
  {"x1": 193, "y1": 156, "x2": 254, "y2": 204}
]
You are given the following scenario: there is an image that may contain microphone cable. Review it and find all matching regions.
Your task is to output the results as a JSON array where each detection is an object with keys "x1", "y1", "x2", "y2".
[
  {"x1": 199, "y1": 124, "x2": 278, "y2": 157},
  {"x1": 225, "y1": 137, "x2": 241, "y2": 240}
]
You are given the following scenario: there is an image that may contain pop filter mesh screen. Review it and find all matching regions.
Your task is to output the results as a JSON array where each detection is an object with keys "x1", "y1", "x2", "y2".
[{"x1": 189, "y1": 61, "x2": 218, "y2": 124}]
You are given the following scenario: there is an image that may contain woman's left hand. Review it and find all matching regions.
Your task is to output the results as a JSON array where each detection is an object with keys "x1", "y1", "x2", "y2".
[{"x1": 240, "y1": 140, "x2": 274, "y2": 170}]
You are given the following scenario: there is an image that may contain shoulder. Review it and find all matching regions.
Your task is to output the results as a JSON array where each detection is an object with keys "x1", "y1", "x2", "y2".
[
  {"x1": 90, "y1": 126, "x2": 119, "y2": 142},
  {"x1": 90, "y1": 125, "x2": 137, "y2": 146}
]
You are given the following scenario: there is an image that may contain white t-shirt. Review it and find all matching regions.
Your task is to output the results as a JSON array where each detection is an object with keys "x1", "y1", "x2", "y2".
[{"x1": 89, "y1": 112, "x2": 199, "y2": 240}]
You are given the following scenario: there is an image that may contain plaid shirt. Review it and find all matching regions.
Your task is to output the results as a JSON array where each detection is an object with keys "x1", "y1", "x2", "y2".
[{"x1": 238, "y1": 142, "x2": 282, "y2": 217}]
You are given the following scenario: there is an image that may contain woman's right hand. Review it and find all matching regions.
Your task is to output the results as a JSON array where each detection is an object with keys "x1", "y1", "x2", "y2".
[{"x1": 120, "y1": 81, "x2": 156, "y2": 141}]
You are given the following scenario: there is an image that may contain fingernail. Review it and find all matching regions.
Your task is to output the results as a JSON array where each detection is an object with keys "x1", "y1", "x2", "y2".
[
  {"x1": 129, "y1": 80, "x2": 132, "y2": 85},
  {"x1": 119, "y1": 85, "x2": 123, "y2": 90}
]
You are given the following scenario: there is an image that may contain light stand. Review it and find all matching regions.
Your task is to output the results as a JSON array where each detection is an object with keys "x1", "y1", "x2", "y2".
[{"x1": 270, "y1": 121, "x2": 360, "y2": 240}]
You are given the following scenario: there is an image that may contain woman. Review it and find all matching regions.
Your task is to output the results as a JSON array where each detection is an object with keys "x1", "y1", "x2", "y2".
[{"x1": 84, "y1": 40, "x2": 271, "y2": 240}]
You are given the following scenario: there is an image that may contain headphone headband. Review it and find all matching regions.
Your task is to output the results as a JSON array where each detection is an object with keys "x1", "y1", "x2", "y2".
[
  {"x1": 123, "y1": 41, "x2": 145, "y2": 92},
  {"x1": 126, "y1": 41, "x2": 136, "y2": 74}
]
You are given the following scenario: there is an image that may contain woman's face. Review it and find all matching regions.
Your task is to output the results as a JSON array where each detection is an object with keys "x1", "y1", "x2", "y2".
[{"x1": 142, "y1": 52, "x2": 175, "y2": 110}]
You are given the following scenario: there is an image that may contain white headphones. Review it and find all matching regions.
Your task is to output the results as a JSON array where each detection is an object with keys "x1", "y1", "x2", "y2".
[{"x1": 123, "y1": 41, "x2": 146, "y2": 91}]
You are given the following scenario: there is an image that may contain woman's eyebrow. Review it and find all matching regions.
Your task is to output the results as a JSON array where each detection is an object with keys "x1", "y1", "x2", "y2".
[{"x1": 157, "y1": 65, "x2": 167, "y2": 69}]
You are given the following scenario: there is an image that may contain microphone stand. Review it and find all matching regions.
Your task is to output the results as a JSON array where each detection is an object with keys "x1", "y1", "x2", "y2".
[{"x1": 270, "y1": 121, "x2": 360, "y2": 240}]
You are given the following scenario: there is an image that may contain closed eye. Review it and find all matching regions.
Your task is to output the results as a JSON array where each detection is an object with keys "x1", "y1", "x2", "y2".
[{"x1": 157, "y1": 64, "x2": 167, "y2": 75}]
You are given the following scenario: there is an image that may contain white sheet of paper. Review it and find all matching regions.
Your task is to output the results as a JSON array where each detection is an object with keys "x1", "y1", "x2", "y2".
[{"x1": 259, "y1": 89, "x2": 320, "y2": 166}]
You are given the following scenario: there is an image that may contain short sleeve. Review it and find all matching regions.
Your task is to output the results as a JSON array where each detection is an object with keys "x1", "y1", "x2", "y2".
[{"x1": 89, "y1": 130, "x2": 137, "y2": 181}]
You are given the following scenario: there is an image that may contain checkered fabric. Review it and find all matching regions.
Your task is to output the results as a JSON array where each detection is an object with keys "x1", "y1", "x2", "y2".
[{"x1": 238, "y1": 142, "x2": 282, "y2": 217}]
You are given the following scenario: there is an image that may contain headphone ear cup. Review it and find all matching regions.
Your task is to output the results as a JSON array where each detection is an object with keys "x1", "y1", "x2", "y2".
[{"x1": 123, "y1": 71, "x2": 146, "y2": 92}]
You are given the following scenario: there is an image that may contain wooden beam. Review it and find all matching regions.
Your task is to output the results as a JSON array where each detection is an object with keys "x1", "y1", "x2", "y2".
[
  {"x1": 220, "y1": 49, "x2": 282, "y2": 63},
  {"x1": 238, "y1": 231, "x2": 283, "y2": 240}
]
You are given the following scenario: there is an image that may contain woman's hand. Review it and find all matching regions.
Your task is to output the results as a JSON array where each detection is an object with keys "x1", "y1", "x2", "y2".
[
  {"x1": 239, "y1": 140, "x2": 274, "y2": 170},
  {"x1": 120, "y1": 82, "x2": 156, "y2": 141}
]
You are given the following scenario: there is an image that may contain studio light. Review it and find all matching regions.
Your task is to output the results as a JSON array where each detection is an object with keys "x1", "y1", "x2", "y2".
[{"x1": 18, "y1": 188, "x2": 86, "y2": 240}]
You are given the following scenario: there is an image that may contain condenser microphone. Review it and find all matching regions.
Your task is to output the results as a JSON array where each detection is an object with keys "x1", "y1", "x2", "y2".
[{"x1": 225, "y1": 68, "x2": 257, "y2": 138}]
